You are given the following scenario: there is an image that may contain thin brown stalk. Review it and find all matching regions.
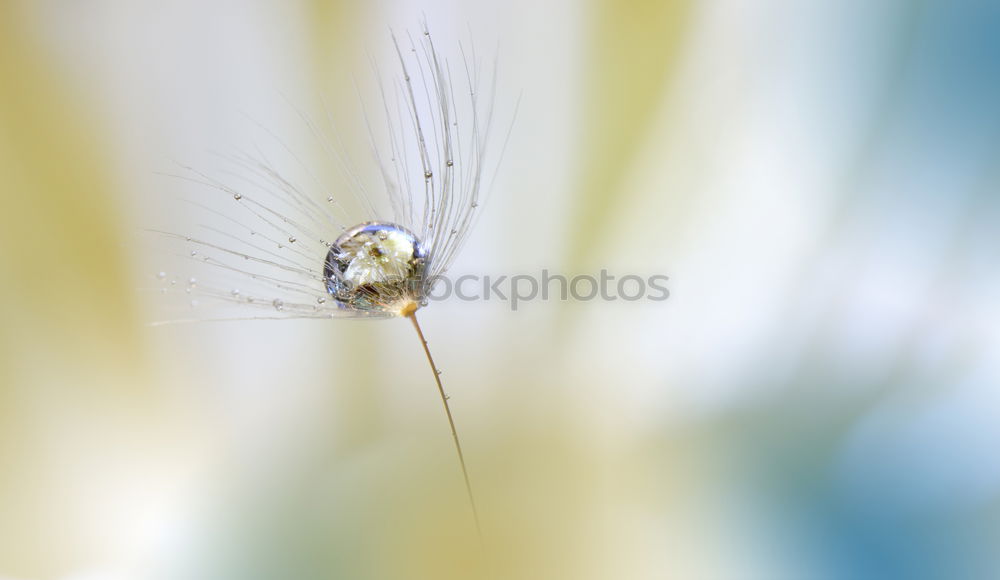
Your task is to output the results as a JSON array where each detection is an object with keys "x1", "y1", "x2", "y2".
[{"x1": 406, "y1": 311, "x2": 486, "y2": 555}]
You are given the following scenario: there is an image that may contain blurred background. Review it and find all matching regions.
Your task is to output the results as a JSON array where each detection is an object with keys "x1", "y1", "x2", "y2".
[{"x1": 3, "y1": 0, "x2": 1000, "y2": 578}]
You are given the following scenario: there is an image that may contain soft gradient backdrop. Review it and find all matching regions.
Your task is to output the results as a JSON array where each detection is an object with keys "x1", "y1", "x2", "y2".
[{"x1": 2, "y1": 0, "x2": 999, "y2": 579}]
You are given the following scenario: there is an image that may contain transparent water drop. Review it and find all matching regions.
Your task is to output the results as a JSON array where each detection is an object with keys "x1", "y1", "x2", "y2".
[
  {"x1": 157, "y1": 271, "x2": 167, "y2": 279},
  {"x1": 288, "y1": 236, "x2": 296, "y2": 243},
  {"x1": 272, "y1": 298, "x2": 284, "y2": 311},
  {"x1": 323, "y1": 222, "x2": 427, "y2": 314},
  {"x1": 233, "y1": 193, "x2": 242, "y2": 200}
]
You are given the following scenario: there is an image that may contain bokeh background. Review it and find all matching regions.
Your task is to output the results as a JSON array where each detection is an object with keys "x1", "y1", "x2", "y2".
[{"x1": 3, "y1": 0, "x2": 1000, "y2": 578}]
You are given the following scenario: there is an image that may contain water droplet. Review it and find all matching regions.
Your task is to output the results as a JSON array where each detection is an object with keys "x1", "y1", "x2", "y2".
[
  {"x1": 233, "y1": 193, "x2": 242, "y2": 200},
  {"x1": 188, "y1": 277, "x2": 197, "y2": 286},
  {"x1": 323, "y1": 222, "x2": 428, "y2": 314},
  {"x1": 231, "y1": 289, "x2": 241, "y2": 297},
  {"x1": 190, "y1": 250, "x2": 198, "y2": 257},
  {"x1": 436, "y1": 370, "x2": 442, "y2": 375},
  {"x1": 317, "y1": 296, "x2": 326, "y2": 304},
  {"x1": 450, "y1": 229, "x2": 458, "y2": 235},
  {"x1": 157, "y1": 271, "x2": 166, "y2": 279},
  {"x1": 424, "y1": 171, "x2": 433, "y2": 179},
  {"x1": 446, "y1": 160, "x2": 454, "y2": 167},
  {"x1": 327, "y1": 196, "x2": 334, "y2": 203},
  {"x1": 471, "y1": 202, "x2": 479, "y2": 208},
  {"x1": 288, "y1": 236, "x2": 296, "y2": 243},
  {"x1": 272, "y1": 298, "x2": 284, "y2": 311}
]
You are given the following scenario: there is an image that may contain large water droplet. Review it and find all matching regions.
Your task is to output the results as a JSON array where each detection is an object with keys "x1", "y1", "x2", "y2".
[{"x1": 322, "y1": 222, "x2": 427, "y2": 314}]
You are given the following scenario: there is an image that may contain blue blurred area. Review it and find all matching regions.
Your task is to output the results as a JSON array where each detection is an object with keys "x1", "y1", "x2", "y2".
[{"x1": 709, "y1": 4, "x2": 1000, "y2": 577}]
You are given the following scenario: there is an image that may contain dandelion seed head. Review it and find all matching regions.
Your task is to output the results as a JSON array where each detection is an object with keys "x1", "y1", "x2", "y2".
[{"x1": 151, "y1": 23, "x2": 507, "y2": 325}]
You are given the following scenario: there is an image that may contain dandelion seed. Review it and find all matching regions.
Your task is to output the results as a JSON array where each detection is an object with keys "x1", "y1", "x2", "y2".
[{"x1": 154, "y1": 22, "x2": 510, "y2": 561}]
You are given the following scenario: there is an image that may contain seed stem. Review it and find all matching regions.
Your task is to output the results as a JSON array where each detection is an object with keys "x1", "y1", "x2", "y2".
[{"x1": 406, "y1": 311, "x2": 486, "y2": 560}]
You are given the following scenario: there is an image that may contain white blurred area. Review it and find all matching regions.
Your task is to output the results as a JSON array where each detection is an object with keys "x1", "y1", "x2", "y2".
[{"x1": 3, "y1": 0, "x2": 1000, "y2": 578}]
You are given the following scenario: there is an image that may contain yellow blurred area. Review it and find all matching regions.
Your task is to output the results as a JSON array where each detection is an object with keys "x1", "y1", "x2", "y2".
[{"x1": 0, "y1": 4, "x2": 180, "y2": 578}]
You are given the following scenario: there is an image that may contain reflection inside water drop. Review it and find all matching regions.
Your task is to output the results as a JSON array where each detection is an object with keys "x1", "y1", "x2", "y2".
[{"x1": 323, "y1": 222, "x2": 427, "y2": 315}]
